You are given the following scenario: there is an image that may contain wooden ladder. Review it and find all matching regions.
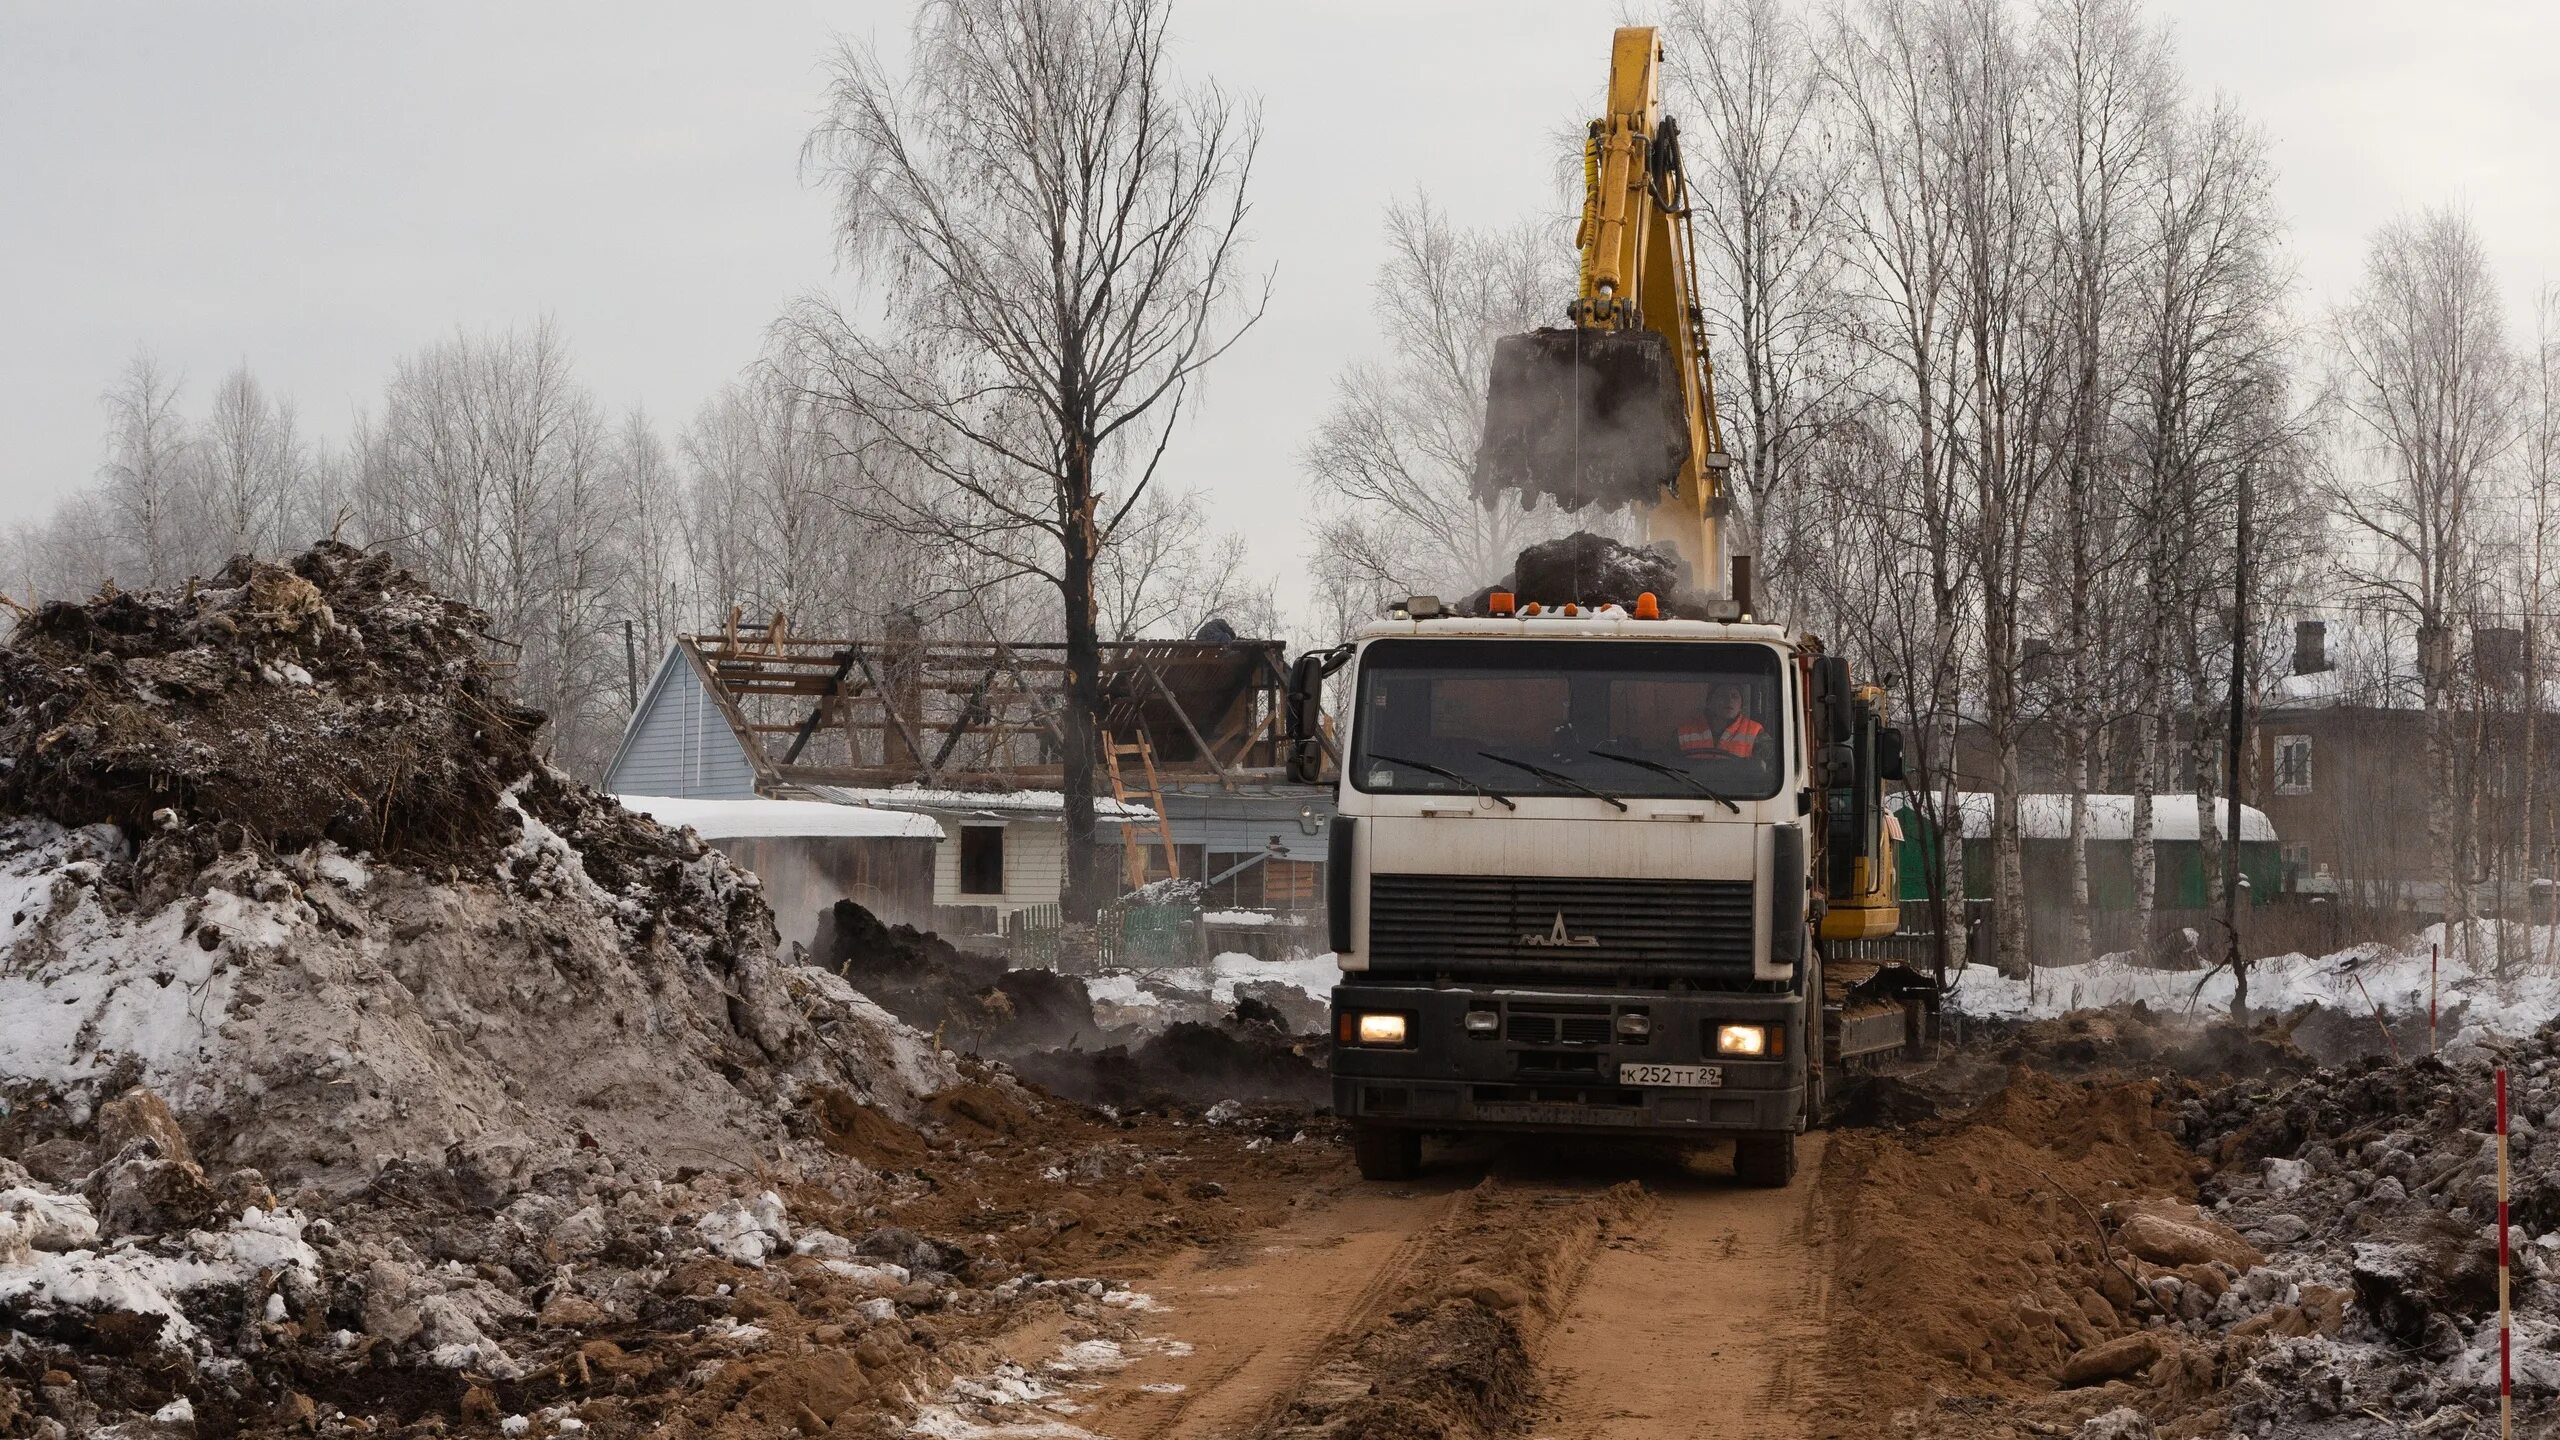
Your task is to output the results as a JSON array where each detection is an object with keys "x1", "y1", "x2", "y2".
[{"x1": 1104, "y1": 731, "x2": 1181, "y2": 890}]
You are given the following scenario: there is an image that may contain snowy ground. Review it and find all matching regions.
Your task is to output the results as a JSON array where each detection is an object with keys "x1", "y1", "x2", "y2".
[{"x1": 1949, "y1": 921, "x2": 2560, "y2": 1042}]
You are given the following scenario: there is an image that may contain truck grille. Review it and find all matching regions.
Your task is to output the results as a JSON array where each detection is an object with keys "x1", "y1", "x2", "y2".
[
  {"x1": 1505, "y1": 1012, "x2": 1613, "y2": 1045},
  {"x1": 1366, "y1": 873, "x2": 1755, "y2": 977}
]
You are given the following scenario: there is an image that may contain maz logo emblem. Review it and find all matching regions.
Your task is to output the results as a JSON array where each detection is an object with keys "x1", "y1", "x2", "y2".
[{"x1": 1518, "y1": 913, "x2": 1598, "y2": 948}]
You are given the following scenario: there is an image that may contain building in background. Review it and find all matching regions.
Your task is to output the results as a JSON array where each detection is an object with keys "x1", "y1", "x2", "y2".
[{"x1": 602, "y1": 620, "x2": 1334, "y2": 931}]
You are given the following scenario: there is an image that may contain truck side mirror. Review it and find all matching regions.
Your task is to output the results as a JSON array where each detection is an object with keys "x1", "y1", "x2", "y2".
[
  {"x1": 1287, "y1": 652, "x2": 1329, "y2": 784},
  {"x1": 1877, "y1": 726, "x2": 1906, "y2": 783},
  {"x1": 1810, "y1": 656, "x2": 1853, "y2": 746}
]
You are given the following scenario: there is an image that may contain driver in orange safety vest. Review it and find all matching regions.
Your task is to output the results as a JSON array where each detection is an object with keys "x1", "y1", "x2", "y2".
[{"x1": 1678, "y1": 683, "x2": 1763, "y2": 760}]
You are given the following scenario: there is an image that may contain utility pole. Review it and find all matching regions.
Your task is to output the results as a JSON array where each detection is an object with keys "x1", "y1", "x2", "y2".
[
  {"x1": 2224, "y1": 461, "x2": 2251, "y2": 1021},
  {"x1": 623, "y1": 619, "x2": 641, "y2": 710}
]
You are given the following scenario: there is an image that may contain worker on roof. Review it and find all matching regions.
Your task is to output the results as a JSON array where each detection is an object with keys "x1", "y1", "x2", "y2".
[{"x1": 1679, "y1": 682, "x2": 1763, "y2": 761}]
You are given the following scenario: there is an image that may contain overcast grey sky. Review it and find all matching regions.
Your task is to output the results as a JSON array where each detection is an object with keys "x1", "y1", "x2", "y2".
[{"x1": 4, "y1": 1, "x2": 2556, "y2": 616}]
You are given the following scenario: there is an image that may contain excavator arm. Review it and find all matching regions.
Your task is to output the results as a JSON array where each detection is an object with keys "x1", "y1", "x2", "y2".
[{"x1": 1474, "y1": 27, "x2": 1733, "y2": 594}]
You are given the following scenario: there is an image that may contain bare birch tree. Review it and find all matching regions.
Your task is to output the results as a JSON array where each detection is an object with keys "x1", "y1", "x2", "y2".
[
  {"x1": 1662, "y1": 0, "x2": 1856, "y2": 584},
  {"x1": 1827, "y1": 0, "x2": 1975, "y2": 973},
  {"x1": 198, "y1": 365, "x2": 305, "y2": 559},
  {"x1": 99, "y1": 353, "x2": 198, "y2": 589},
  {"x1": 2328, "y1": 207, "x2": 2524, "y2": 962},
  {"x1": 786, "y1": 0, "x2": 1264, "y2": 920}
]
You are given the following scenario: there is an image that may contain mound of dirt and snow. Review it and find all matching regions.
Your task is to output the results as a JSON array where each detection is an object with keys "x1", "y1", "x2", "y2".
[
  {"x1": 813, "y1": 899, "x2": 1106, "y2": 1055},
  {"x1": 0, "y1": 546, "x2": 1027, "y2": 1432},
  {"x1": 0, "y1": 546, "x2": 951, "y2": 1191},
  {"x1": 1824, "y1": 982, "x2": 2560, "y2": 1437}
]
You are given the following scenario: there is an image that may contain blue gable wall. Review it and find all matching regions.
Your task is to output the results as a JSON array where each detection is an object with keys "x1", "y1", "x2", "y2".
[{"x1": 602, "y1": 647, "x2": 760, "y2": 799}]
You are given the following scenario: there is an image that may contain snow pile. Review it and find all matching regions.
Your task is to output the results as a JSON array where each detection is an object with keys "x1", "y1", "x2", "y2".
[
  {"x1": 1953, "y1": 923, "x2": 2560, "y2": 1047},
  {"x1": 1086, "y1": 952, "x2": 1341, "y2": 1034},
  {"x1": 0, "y1": 804, "x2": 951, "y2": 1186}
]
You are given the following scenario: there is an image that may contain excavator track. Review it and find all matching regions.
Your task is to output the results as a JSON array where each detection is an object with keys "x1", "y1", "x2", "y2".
[{"x1": 1821, "y1": 957, "x2": 1939, "y2": 1069}]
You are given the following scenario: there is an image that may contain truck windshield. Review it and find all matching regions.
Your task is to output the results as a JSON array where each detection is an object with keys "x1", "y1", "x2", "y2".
[{"x1": 1349, "y1": 638, "x2": 1786, "y2": 803}]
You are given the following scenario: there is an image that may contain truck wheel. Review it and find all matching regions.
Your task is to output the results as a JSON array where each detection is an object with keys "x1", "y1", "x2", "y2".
[
  {"x1": 1733, "y1": 1132, "x2": 1797, "y2": 1188},
  {"x1": 1353, "y1": 1126, "x2": 1423, "y2": 1181}
]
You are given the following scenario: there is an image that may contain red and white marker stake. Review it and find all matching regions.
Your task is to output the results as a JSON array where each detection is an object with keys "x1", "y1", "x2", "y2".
[
  {"x1": 2498, "y1": 1066, "x2": 2512, "y2": 1440},
  {"x1": 2431, "y1": 943, "x2": 2440, "y2": 1056}
]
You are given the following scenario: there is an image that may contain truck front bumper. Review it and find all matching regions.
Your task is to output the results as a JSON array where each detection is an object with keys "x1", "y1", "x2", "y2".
[{"x1": 1330, "y1": 983, "x2": 1808, "y2": 1136}]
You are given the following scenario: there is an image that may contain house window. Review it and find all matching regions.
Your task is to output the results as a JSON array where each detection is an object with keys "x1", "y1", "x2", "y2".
[
  {"x1": 2281, "y1": 842, "x2": 2311, "y2": 891},
  {"x1": 2274, "y1": 735, "x2": 2311, "y2": 795},
  {"x1": 959, "y1": 825, "x2": 1006, "y2": 896}
]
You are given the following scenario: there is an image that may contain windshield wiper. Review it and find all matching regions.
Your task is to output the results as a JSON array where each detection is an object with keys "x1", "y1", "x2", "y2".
[
  {"x1": 1586, "y1": 749, "x2": 1741, "y2": 813},
  {"x1": 1476, "y1": 750, "x2": 1630, "y2": 811},
  {"x1": 1364, "y1": 750, "x2": 1517, "y2": 810}
]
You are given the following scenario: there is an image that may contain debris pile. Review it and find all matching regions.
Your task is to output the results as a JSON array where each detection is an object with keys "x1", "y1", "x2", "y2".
[
  {"x1": 0, "y1": 550, "x2": 1352, "y2": 1433},
  {"x1": 814, "y1": 899, "x2": 1106, "y2": 1054},
  {"x1": 2170, "y1": 1024, "x2": 2560, "y2": 1431}
]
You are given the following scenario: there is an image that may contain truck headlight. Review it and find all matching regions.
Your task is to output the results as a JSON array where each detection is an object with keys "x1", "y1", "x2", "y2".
[
  {"x1": 1353, "y1": 1012, "x2": 1409, "y2": 1046},
  {"x1": 1714, "y1": 1023, "x2": 1768, "y2": 1057}
]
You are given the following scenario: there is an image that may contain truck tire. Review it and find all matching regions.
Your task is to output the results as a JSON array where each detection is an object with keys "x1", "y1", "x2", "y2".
[
  {"x1": 1732, "y1": 1132, "x2": 1797, "y2": 1188},
  {"x1": 1353, "y1": 1126, "x2": 1423, "y2": 1181}
]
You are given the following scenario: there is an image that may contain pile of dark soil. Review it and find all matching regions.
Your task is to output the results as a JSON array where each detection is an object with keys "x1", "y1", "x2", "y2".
[
  {"x1": 1460, "y1": 532, "x2": 1716, "y2": 616},
  {"x1": 812, "y1": 901, "x2": 1333, "y2": 1112},
  {"x1": 1011, "y1": 1012, "x2": 1330, "y2": 1112},
  {"x1": 0, "y1": 542, "x2": 547, "y2": 865},
  {"x1": 812, "y1": 900, "x2": 1106, "y2": 1053}
]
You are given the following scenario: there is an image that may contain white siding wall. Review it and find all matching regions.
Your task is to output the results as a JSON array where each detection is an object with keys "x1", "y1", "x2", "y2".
[
  {"x1": 603, "y1": 650, "x2": 760, "y2": 799},
  {"x1": 924, "y1": 813, "x2": 1103, "y2": 916}
]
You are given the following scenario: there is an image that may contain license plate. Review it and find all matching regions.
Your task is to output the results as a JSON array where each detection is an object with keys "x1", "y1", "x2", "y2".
[{"x1": 1620, "y1": 1063, "x2": 1723, "y2": 1088}]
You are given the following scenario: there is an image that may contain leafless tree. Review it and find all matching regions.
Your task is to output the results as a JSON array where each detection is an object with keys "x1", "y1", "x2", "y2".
[
  {"x1": 352, "y1": 318, "x2": 633, "y2": 775},
  {"x1": 198, "y1": 365, "x2": 305, "y2": 559},
  {"x1": 2023, "y1": 0, "x2": 2165, "y2": 963},
  {"x1": 99, "y1": 352, "x2": 199, "y2": 589},
  {"x1": 2327, "y1": 206, "x2": 2525, "y2": 961},
  {"x1": 1305, "y1": 198, "x2": 1599, "y2": 628},
  {"x1": 2120, "y1": 95, "x2": 2283, "y2": 954},
  {"x1": 1662, "y1": 0, "x2": 1857, "y2": 579},
  {"x1": 785, "y1": 0, "x2": 1265, "y2": 920},
  {"x1": 1824, "y1": 0, "x2": 1975, "y2": 972}
]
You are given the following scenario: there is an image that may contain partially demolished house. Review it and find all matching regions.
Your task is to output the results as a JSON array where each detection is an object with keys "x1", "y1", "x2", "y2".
[{"x1": 603, "y1": 615, "x2": 1334, "y2": 931}]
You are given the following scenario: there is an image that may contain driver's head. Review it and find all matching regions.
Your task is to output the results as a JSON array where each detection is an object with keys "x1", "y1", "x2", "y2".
[{"x1": 1711, "y1": 683, "x2": 1745, "y2": 722}]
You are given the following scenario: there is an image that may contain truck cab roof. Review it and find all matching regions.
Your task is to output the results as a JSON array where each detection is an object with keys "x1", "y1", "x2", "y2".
[{"x1": 1352, "y1": 615, "x2": 1806, "y2": 646}]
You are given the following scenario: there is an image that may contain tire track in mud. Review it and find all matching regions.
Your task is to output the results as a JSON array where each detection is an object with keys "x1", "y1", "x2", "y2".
[
  {"x1": 1528, "y1": 1137, "x2": 1831, "y2": 1440},
  {"x1": 1066, "y1": 1184, "x2": 1473, "y2": 1439}
]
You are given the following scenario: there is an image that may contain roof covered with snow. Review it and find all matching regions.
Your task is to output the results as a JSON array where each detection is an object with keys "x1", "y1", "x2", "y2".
[
  {"x1": 797, "y1": 784, "x2": 1155, "y2": 822},
  {"x1": 613, "y1": 795, "x2": 944, "y2": 842},
  {"x1": 1896, "y1": 792, "x2": 2276, "y2": 843}
]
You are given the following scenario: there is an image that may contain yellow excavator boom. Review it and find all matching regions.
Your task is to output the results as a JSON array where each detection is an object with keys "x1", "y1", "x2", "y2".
[{"x1": 1474, "y1": 26, "x2": 1732, "y2": 595}]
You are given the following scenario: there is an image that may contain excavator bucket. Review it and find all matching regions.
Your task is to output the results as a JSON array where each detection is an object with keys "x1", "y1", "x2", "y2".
[{"x1": 1472, "y1": 327, "x2": 1691, "y2": 512}]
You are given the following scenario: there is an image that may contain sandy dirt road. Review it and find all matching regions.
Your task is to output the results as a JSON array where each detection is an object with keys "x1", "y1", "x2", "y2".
[
  {"x1": 956, "y1": 1137, "x2": 1834, "y2": 1439},
  {"x1": 1530, "y1": 1139, "x2": 1830, "y2": 1440}
]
